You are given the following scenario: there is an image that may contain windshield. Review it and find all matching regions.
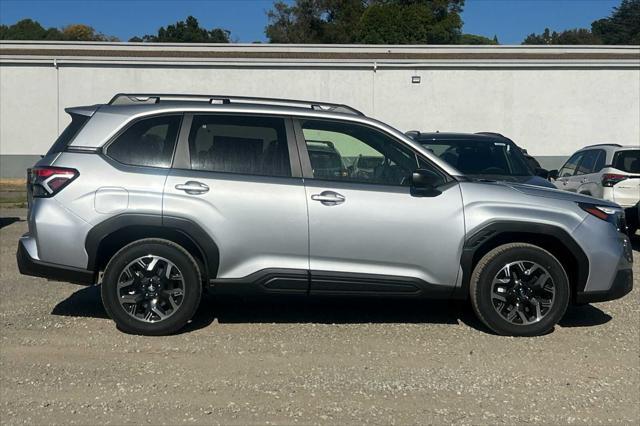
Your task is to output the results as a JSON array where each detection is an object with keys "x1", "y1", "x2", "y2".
[{"x1": 419, "y1": 139, "x2": 532, "y2": 176}]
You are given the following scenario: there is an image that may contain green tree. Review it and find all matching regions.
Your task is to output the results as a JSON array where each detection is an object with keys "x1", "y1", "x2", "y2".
[
  {"x1": 0, "y1": 18, "x2": 117, "y2": 41},
  {"x1": 523, "y1": 0, "x2": 639, "y2": 45},
  {"x1": 592, "y1": 0, "x2": 640, "y2": 44},
  {"x1": 135, "y1": 16, "x2": 230, "y2": 43},
  {"x1": 266, "y1": 0, "x2": 364, "y2": 43},
  {"x1": 266, "y1": 0, "x2": 466, "y2": 44},
  {"x1": 458, "y1": 33, "x2": 498, "y2": 45},
  {"x1": 0, "y1": 19, "x2": 62, "y2": 40},
  {"x1": 523, "y1": 27, "x2": 601, "y2": 45}
]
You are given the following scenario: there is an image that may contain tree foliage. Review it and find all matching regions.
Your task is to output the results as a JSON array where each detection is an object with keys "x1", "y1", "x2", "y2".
[
  {"x1": 265, "y1": 0, "x2": 472, "y2": 44},
  {"x1": 0, "y1": 19, "x2": 117, "y2": 41},
  {"x1": 592, "y1": 0, "x2": 640, "y2": 44},
  {"x1": 523, "y1": 0, "x2": 639, "y2": 45},
  {"x1": 132, "y1": 16, "x2": 230, "y2": 43},
  {"x1": 459, "y1": 33, "x2": 499, "y2": 45}
]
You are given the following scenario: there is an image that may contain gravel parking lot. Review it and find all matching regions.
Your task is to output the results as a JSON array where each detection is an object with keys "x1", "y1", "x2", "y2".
[{"x1": 1, "y1": 207, "x2": 638, "y2": 425}]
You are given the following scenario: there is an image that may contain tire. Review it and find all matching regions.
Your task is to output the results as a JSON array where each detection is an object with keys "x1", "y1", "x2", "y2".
[
  {"x1": 101, "y1": 238, "x2": 202, "y2": 336},
  {"x1": 470, "y1": 243, "x2": 570, "y2": 337}
]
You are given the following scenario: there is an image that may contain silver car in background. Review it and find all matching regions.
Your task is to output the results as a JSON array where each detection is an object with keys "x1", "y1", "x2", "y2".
[{"x1": 17, "y1": 94, "x2": 633, "y2": 336}]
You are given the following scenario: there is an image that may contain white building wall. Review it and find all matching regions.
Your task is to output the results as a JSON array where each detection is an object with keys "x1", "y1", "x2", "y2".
[{"x1": 1, "y1": 43, "x2": 639, "y2": 176}]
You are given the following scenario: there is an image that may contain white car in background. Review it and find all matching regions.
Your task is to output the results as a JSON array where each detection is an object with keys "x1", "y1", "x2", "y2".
[{"x1": 552, "y1": 144, "x2": 639, "y2": 235}]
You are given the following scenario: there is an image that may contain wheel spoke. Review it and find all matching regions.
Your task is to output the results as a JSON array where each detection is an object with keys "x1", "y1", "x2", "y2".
[
  {"x1": 530, "y1": 272, "x2": 550, "y2": 290},
  {"x1": 151, "y1": 305, "x2": 167, "y2": 320},
  {"x1": 117, "y1": 279, "x2": 135, "y2": 290},
  {"x1": 146, "y1": 257, "x2": 159, "y2": 272},
  {"x1": 120, "y1": 293, "x2": 144, "y2": 304}
]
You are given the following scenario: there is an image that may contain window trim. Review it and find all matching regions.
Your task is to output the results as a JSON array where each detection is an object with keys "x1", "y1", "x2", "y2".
[
  {"x1": 172, "y1": 112, "x2": 302, "y2": 179},
  {"x1": 103, "y1": 113, "x2": 184, "y2": 170},
  {"x1": 292, "y1": 117, "x2": 451, "y2": 187}
]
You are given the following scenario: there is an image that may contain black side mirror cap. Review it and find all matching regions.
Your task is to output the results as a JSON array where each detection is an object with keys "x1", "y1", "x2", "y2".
[
  {"x1": 412, "y1": 169, "x2": 441, "y2": 188},
  {"x1": 411, "y1": 169, "x2": 443, "y2": 197}
]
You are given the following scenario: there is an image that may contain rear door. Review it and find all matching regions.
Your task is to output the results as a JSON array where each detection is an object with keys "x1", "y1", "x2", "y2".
[
  {"x1": 163, "y1": 113, "x2": 309, "y2": 287},
  {"x1": 295, "y1": 118, "x2": 465, "y2": 296}
]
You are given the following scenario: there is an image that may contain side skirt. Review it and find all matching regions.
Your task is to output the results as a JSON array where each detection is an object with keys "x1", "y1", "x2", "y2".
[{"x1": 209, "y1": 268, "x2": 454, "y2": 299}]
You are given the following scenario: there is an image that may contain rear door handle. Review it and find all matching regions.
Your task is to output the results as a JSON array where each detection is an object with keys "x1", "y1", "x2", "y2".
[
  {"x1": 175, "y1": 181, "x2": 209, "y2": 195},
  {"x1": 311, "y1": 191, "x2": 345, "y2": 205}
]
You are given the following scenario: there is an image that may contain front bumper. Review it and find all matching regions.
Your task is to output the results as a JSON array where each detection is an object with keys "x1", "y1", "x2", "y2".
[
  {"x1": 574, "y1": 232, "x2": 633, "y2": 304},
  {"x1": 17, "y1": 237, "x2": 94, "y2": 285},
  {"x1": 575, "y1": 269, "x2": 633, "y2": 304}
]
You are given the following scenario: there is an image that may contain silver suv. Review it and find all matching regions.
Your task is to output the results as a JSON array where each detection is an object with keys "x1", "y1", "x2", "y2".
[
  {"x1": 552, "y1": 144, "x2": 639, "y2": 235},
  {"x1": 17, "y1": 94, "x2": 633, "y2": 336}
]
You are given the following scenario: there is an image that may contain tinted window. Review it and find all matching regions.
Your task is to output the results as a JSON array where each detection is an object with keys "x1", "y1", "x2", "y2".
[
  {"x1": 302, "y1": 120, "x2": 442, "y2": 186},
  {"x1": 613, "y1": 150, "x2": 640, "y2": 173},
  {"x1": 419, "y1": 139, "x2": 531, "y2": 176},
  {"x1": 558, "y1": 153, "x2": 583, "y2": 177},
  {"x1": 46, "y1": 114, "x2": 89, "y2": 155},
  {"x1": 188, "y1": 115, "x2": 290, "y2": 177},
  {"x1": 594, "y1": 150, "x2": 606, "y2": 173},
  {"x1": 576, "y1": 150, "x2": 598, "y2": 175},
  {"x1": 107, "y1": 115, "x2": 181, "y2": 168}
]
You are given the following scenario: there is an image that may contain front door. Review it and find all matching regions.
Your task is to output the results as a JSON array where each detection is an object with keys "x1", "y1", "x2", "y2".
[
  {"x1": 295, "y1": 118, "x2": 465, "y2": 296},
  {"x1": 163, "y1": 113, "x2": 309, "y2": 288}
]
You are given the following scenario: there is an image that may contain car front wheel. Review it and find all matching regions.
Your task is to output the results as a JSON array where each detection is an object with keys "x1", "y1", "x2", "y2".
[
  {"x1": 470, "y1": 243, "x2": 570, "y2": 336},
  {"x1": 101, "y1": 239, "x2": 202, "y2": 335}
]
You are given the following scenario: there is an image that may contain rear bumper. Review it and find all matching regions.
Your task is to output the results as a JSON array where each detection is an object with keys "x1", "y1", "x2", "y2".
[{"x1": 17, "y1": 236, "x2": 94, "y2": 285}]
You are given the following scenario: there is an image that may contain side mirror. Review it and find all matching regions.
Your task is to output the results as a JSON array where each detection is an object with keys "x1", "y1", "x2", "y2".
[
  {"x1": 534, "y1": 167, "x2": 549, "y2": 179},
  {"x1": 411, "y1": 169, "x2": 442, "y2": 196},
  {"x1": 547, "y1": 169, "x2": 559, "y2": 180}
]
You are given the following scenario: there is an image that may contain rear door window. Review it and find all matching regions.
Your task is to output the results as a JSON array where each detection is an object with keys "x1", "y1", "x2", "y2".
[
  {"x1": 188, "y1": 115, "x2": 291, "y2": 177},
  {"x1": 46, "y1": 114, "x2": 89, "y2": 156},
  {"x1": 575, "y1": 150, "x2": 598, "y2": 175},
  {"x1": 558, "y1": 153, "x2": 583, "y2": 177},
  {"x1": 107, "y1": 115, "x2": 182, "y2": 168},
  {"x1": 613, "y1": 150, "x2": 640, "y2": 173}
]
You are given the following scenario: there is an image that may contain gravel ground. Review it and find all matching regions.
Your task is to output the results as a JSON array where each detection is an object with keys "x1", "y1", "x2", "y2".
[{"x1": 1, "y1": 208, "x2": 638, "y2": 425}]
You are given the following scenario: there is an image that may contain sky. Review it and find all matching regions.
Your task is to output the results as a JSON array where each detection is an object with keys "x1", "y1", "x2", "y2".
[{"x1": 0, "y1": 0, "x2": 622, "y2": 44}]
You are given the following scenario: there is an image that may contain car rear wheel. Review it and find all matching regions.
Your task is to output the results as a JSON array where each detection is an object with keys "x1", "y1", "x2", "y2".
[
  {"x1": 101, "y1": 239, "x2": 202, "y2": 335},
  {"x1": 470, "y1": 243, "x2": 570, "y2": 336}
]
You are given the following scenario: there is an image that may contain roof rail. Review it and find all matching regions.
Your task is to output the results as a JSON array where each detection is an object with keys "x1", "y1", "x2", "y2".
[
  {"x1": 582, "y1": 143, "x2": 622, "y2": 149},
  {"x1": 108, "y1": 93, "x2": 364, "y2": 116}
]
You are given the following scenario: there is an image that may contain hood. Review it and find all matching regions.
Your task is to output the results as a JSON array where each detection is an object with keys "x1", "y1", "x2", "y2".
[
  {"x1": 502, "y1": 182, "x2": 620, "y2": 208},
  {"x1": 466, "y1": 174, "x2": 556, "y2": 189}
]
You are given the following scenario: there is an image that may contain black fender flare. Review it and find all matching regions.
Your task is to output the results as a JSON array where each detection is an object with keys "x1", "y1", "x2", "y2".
[
  {"x1": 454, "y1": 221, "x2": 589, "y2": 299},
  {"x1": 85, "y1": 214, "x2": 220, "y2": 279}
]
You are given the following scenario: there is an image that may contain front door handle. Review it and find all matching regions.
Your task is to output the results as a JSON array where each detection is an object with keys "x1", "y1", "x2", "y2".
[
  {"x1": 311, "y1": 191, "x2": 345, "y2": 206},
  {"x1": 175, "y1": 181, "x2": 209, "y2": 195}
]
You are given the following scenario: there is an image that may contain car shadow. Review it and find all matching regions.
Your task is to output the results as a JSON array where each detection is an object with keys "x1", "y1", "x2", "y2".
[
  {"x1": 51, "y1": 286, "x2": 612, "y2": 335},
  {"x1": 0, "y1": 217, "x2": 22, "y2": 229},
  {"x1": 559, "y1": 304, "x2": 612, "y2": 328}
]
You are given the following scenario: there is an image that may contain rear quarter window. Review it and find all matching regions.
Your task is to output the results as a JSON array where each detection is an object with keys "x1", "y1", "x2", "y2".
[
  {"x1": 106, "y1": 115, "x2": 182, "y2": 168},
  {"x1": 46, "y1": 114, "x2": 89, "y2": 156}
]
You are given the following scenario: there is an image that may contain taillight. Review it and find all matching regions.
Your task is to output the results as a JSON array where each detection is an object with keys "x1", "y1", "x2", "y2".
[
  {"x1": 28, "y1": 166, "x2": 78, "y2": 198},
  {"x1": 602, "y1": 173, "x2": 627, "y2": 187},
  {"x1": 578, "y1": 203, "x2": 626, "y2": 233}
]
